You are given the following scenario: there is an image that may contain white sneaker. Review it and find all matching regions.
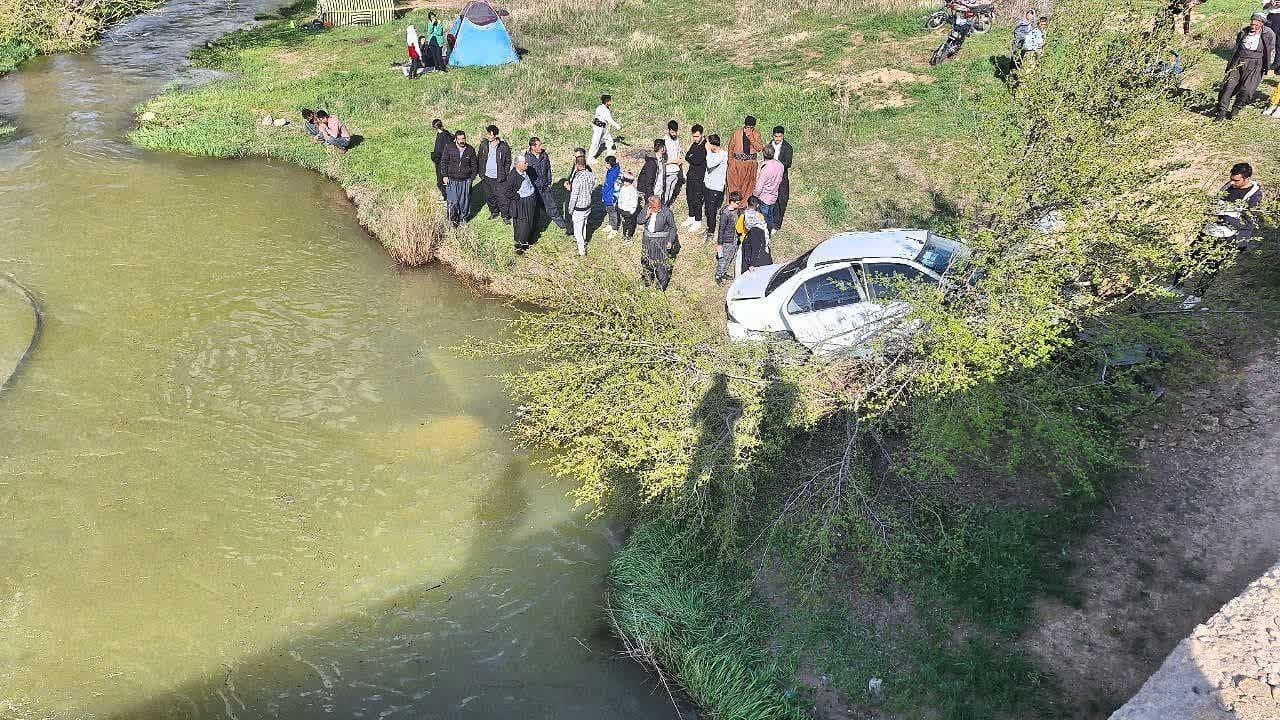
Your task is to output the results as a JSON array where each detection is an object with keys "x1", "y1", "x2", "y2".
[
  {"x1": 1264, "y1": 106, "x2": 1276, "y2": 116},
  {"x1": 682, "y1": 217, "x2": 697, "y2": 228}
]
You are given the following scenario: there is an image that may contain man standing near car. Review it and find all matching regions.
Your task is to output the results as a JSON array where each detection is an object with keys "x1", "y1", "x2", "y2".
[
  {"x1": 477, "y1": 125, "x2": 512, "y2": 224},
  {"x1": 703, "y1": 134, "x2": 728, "y2": 242},
  {"x1": 753, "y1": 146, "x2": 785, "y2": 231},
  {"x1": 768, "y1": 126, "x2": 793, "y2": 229},
  {"x1": 683, "y1": 124, "x2": 707, "y2": 232},
  {"x1": 443, "y1": 130, "x2": 477, "y2": 228},
  {"x1": 714, "y1": 191, "x2": 743, "y2": 285},
  {"x1": 524, "y1": 137, "x2": 567, "y2": 231}
]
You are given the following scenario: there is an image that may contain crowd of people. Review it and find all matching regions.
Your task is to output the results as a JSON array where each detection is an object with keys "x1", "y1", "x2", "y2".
[{"x1": 425, "y1": 96, "x2": 797, "y2": 291}]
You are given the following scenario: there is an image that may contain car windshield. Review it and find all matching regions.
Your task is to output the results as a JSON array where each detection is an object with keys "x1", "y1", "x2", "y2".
[
  {"x1": 765, "y1": 248, "x2": 814, "y2": 295},
  {"x1": 915, "y1": 233, "x2": 970, "y2": 275}
]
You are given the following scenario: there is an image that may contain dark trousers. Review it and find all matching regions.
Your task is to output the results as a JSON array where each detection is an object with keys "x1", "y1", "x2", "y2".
[
  {"x1": 445, "y1": 179, "x2": 472, "y2": 225},
  {"x1": 685, "y1": 177, "x2": 706, "y2": 221},
  {"x1": 606, "y1": 204, "x2": 620, "y2": 230},
  {"x1": 620, "y1": 209, "x2": 638, "y2": 240},
  {"x1": 535, "y1": 185, "x2": 565, "y2": 226},
  {"x1": 426, "y1": 38, "x2": 445, "y2": 71},
  {"x1": 513, "y1": 192, "x2": 537, "y2": 253},
  {"x1": 433, "y1": 163, "x2": 446, "y2": 201},
  {"x1": 1218, "y1": 59, "x2": 1265, "y2": 114},
  {"x1": 642, "y1": 256, "x2": 672, "y2": 291},
  {"x1": 703, "y1": 189, "x2": 724, "y2": 237},
  {"x1": 408, "y1": 56, "x2": 426, "y2": 78},
  {"x1": 775, "y1": 175, "x2": 790, "y2": 229},
  {"x1": 482, "y1": 176, "x2": 510, "y2": 219}
]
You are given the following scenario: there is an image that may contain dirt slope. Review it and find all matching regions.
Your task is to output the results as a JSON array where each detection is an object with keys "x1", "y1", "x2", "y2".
[{"x1": 1025, "y1": 343, "x2": 1280, "y2": 718}]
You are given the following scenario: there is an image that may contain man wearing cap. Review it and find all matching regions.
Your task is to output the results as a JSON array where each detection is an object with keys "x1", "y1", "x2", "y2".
[
  {"x1": 1216, "y1": 12, "x2": 1275, "y2": 121},
  {"x1": 767, "y1": 126, "x2": 794, "y2": 230},
  {"x1": 727, "y1": 115, "x2": 763, "y2": 204}
]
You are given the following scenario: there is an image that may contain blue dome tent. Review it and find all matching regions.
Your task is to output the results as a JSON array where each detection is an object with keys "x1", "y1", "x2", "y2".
[{"x1": 447, "y1": 1, "x2": 519, "y2": 67}]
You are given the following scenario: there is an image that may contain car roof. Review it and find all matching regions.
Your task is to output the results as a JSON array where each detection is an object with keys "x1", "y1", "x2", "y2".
[{"x1": 807, "y1": 229, "x2": 931, "y2": 267}]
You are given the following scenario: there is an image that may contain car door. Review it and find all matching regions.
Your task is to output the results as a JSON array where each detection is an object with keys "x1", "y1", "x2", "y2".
[
  {"x1": 860, "y1": 260, "x2": 939, "y2": 341},
  {"x1": 781, "y1": 264, "x2": 882, "y2": 353}
]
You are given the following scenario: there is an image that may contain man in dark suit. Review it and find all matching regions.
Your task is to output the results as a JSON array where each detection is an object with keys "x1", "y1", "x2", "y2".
[
  {"x1": 768, "y1": 126, "x2": 794, "y2": 229},
  {"x1": 637, "y1": 139, "x2": 666, "y2": 204},
  {"x1": 477, "y1": 124, "x2": 512, "y2": 224},
  {"x1": 504, "y1": 157, "x2": 539, "y2": 254}
]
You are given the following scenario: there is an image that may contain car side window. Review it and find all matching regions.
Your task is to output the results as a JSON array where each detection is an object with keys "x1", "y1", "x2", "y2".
[
  {"x1": 787, "y1": 268, "x2": 860, "y2": 315},
  {"x1": 863, "y1": 262, "x2": 932, "y2": 300}
]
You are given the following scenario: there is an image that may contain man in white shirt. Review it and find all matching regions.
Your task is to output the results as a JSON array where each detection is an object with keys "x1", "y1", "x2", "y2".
[
  {"x1": 662, "y1": 119, "x2": 684, "y2": 209},
  {"x1": 590, "y1": 94, "x2": 622, "y2": 159}
]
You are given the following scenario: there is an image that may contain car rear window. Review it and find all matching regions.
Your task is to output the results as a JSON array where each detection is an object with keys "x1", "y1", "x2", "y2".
[
  {"x1": 915, "y1": 234, "x2": 969, "y2": 275},
  {"x1": 787, "y1": 268, "x2": 861, "y2": 315},
  {"x1": 765, "y1": 248, "x2": 814, "y2": 295}
]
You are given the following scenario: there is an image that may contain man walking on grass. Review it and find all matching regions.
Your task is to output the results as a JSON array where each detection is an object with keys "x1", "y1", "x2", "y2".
[
  {"x1": 477, "y1": 125, "x2": 512, "y2": 224},
  {"x1": 525, "y1": 137, "x2": 567, "y2": 230},
  {"x1": 591, "y1": 94, "x2": 622, "y2": 159},
  {"x1": 683, "y1": 124, "x2": 708, "y2": 233},
  {"x1": 768, "y1": 126, "x2": 793, "y2": 229},
  {"x1": 443, "y1": 130, "x2": 477, "y2": 228},
  {"x1": 1216, "y1": 12, "x2": 1275, "y2": 121},
  {"x1": 703, "y1": 134, "x2": 728, "y2": 242}
]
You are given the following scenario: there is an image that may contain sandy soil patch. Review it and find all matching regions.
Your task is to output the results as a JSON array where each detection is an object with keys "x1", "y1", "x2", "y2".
[{"x1": 1023, "y1": 344, "x2": 1280, "y2": 718}]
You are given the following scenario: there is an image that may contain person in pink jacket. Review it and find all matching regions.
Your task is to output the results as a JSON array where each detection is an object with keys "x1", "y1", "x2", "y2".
[{"x1": 753, "y1": 146, "x2": 786, "y2": 231}]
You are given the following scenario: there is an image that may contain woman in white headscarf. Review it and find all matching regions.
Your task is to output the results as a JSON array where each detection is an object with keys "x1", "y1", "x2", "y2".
[{"x1": 405, "y1": 25, "x2": 425, "y2": 78}]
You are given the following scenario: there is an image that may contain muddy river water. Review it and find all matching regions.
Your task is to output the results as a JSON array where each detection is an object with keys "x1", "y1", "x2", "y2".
[{"x1": 0, "y1": 3, "x2": 670, "y2": 718}]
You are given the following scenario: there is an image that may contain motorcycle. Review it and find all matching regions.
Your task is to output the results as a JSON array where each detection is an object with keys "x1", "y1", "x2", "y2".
[
  {"x1": 926, "y1": 2, "x2": 994, "y2": 33},
  {"x1": 930, "y1": 17, "x2": 974, "y2": 66}
]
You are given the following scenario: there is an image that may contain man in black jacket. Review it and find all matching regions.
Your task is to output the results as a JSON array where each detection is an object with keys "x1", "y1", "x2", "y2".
[
  {"x1": 430, "y1": 119, "x2": 451, "y2": 203},
  {"x1": 683, "y1": 124, "x2": 707, "y2": 232},
  {"x1": 477, "y1": 124, "x2": 512, "y2": 224},
  {"x1": 503, "y1": 157, "x2": 539, "y2": 254},
  {"x1": 443, "y1": 130, "x2": 477, "y2": 228},
  {"x1": 523, "y1": 137, "x2": 567, "y2": 230},
  {"x1": 637, "y1": 139, "x2": 666, "y2": 204},
  {"x1": 768, "y1": 126, "x2": 794, "y2": 229}
]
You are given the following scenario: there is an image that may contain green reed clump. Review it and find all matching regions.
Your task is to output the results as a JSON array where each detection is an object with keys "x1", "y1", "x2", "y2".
[{"x1": 0, "y1": 0, "x2": 160, "y2": 70}]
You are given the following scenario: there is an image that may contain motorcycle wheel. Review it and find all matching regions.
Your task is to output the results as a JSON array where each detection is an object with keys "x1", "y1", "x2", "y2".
[
  {"x1": 930, "y1": 42, "x2": 950, "y2": 66},
  {"x1": 926, "y1": 11, "x2": 947, "y2": 29}
]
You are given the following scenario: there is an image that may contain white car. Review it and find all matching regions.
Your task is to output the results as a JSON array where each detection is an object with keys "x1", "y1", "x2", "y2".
[{"x1": 725, "y1": 229, "x2": 970, "y2": 354}]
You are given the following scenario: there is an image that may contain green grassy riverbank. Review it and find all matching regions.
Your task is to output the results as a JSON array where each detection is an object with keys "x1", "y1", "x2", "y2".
[
  {"x1": 128, "y1": 0, "x2": 1280, "y2": 717},
  {"x1": 0, "y1": 0, "x2": 161, "y2": 74}
]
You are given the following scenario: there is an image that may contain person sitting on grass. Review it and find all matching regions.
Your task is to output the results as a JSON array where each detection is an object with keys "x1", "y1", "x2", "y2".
[
  {"x1": 301, "y1": 108, "x2": 320, "y2": 138},
  {"x1": 314, "y1": 110, "x2": 351, "y2": 152}
]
